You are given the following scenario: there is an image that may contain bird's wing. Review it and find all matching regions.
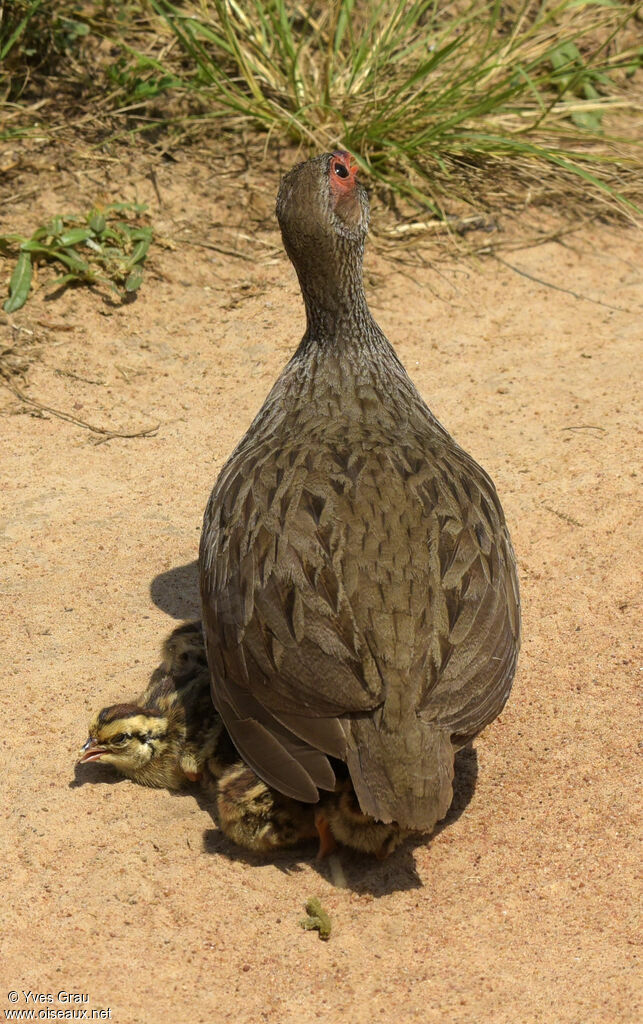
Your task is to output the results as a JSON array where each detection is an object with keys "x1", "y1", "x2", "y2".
[
  {"x1": 324, "y1": 440, "x2": 520, "y2": 829},
  {"x1": 200, "y1": 440, "x2": 387, "y2": 801},
  {"x1": 412, "y1": 446, "x2": 520, "y2": 745}
]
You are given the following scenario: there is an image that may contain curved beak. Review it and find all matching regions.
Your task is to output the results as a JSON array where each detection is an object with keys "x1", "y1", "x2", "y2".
[{"x1": 77, "y1": 737, "x2": 108, "y2": 764}]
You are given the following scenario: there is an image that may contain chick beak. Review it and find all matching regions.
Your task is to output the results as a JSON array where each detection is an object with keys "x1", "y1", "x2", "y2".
[{"x1": 77, "y1": 737, "x2": 108, "y2": 764}]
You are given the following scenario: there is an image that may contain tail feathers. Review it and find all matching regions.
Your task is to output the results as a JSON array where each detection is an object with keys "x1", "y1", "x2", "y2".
[{"x1": 346, "y1": 718, "x2": 454, "y2": 832}]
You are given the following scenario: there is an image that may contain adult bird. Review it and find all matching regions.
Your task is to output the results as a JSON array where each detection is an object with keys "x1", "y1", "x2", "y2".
[{"x1": 199, "y1": 151, "x2": 520, "y2": 837}]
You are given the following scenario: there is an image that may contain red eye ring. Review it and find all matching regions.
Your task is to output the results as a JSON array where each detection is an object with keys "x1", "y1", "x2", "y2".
[{"x1": 330, "y1": 151, "x2": 358, "y2": 190}]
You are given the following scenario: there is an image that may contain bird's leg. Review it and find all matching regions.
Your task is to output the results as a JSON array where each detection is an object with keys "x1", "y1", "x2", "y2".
[{"x1": 314, "y1": 808, "x2": 338, "y2": 859}]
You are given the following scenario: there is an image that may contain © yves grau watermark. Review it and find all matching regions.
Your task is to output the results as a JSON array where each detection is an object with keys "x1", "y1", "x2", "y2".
[{"x1": 4, "y1": 991, "x2": 111, "y2": 1020}]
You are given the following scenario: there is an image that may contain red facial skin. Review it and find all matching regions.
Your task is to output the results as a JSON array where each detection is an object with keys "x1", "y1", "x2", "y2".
[
  {"x1": 329, "y1": 151, "x2": 361, "y2": 226},
  {"x1": 330, "y1": 150, "x2": 358, "y2": 189}
]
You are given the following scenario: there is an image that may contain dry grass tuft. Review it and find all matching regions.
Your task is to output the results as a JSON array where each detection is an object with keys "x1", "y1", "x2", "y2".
[{"x1": 1, "y1": 1, "x2": 641, "y2": 223}]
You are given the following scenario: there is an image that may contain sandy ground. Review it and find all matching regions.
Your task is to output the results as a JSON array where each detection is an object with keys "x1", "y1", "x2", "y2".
[{"x1": 1, "y1": 144, "x2": 640, "y2": 1024}]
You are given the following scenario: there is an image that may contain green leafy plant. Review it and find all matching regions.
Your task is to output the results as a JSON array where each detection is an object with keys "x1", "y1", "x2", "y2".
[
  {"x1": 0, "y1": 202, "x2": 152, "y2": 312},
  {"x1": 0, "y1": 0, "x2": 90, "y2": 100},
  {"x1": 108, "y1": 48, "x2": 183, "y2": 102},
  {"x1": 548, "y1": 39, "x2": 611, "y2": 131},
  {"x1": 126, "y1": 0, "x2": 641, "y2": 216}
]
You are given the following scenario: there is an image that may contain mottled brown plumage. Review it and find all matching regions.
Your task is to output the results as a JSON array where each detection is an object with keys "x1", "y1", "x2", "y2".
[{"x1": 200, "y1": 151, "x2": 520, "y2": 836}]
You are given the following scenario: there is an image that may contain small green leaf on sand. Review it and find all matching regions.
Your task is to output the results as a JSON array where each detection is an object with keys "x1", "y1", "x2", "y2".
[
  {"x1": 300, "y1": 897, "x2": 332, "y2": 941},
  {"x1": 125, "y1": 265, "x2": 144, "y2": 292},
  {"x1": 4, "y1": 250, "x2": 32, "y2": 312}
]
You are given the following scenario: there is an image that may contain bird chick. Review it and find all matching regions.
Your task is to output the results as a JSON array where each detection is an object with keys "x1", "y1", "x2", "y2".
[
  {"x1": 212, "y1": 761, "x2": 318, "y2": 854},
  {"x1": 316, "y1": 780, "x2": 408, "y2": 859},
  {"x1": 79, "y1": 620, "x2": 408, "y2": 858},
  {"x1": 78, "y1": 621, "x2": 231, "y2": 789},
  {"x1": 209, "y1": 761, "x2": 408, "y2": 859}
]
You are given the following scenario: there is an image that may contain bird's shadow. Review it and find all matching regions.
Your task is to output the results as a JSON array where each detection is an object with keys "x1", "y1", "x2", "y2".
[
  {"x1": 196, "y1": 744, "x2": 478, "y2": 895},
  {"x1": 149, "y1": 559, "x2": 200, "y2": 620},
  {"x1": 70, "y1": 762, "x2": 130, "y2": 788},
  {"x1": 71, "y1": 745, "x2": 477, "y2": 894}
]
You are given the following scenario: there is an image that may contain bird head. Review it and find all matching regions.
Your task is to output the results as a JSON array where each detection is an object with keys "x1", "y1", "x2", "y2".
[
  {"x1": 277, "y1": 150, "x2": 369, "y2": 252},
  {"x1": 275, "y1": 152, "x2": 370, "y2": 329},
  {"x1": 77, "y1": 703, "x2": 174, "y2": 784}
]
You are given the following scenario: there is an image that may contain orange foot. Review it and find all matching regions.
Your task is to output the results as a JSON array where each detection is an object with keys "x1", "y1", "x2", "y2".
[
  {"x1": 314, "y1": 810, "x2": 338, "y2": 860},
  {"x1": 184, "y1": 770, "x2": 202, "y2": 782}
]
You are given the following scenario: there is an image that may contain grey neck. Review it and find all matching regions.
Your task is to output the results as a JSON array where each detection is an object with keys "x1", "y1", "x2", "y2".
[{"x1": 291, "y1": 235, "x2": 380, "y2": 354}]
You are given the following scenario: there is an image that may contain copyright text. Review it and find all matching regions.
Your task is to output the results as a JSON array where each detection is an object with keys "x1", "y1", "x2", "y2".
[{"x1": 4, "y1": 992, "x2": 111, "y2": 1020}]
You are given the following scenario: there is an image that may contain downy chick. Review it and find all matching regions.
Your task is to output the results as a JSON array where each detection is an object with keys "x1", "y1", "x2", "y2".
[{"x1": 78, "y1": 621, "x2": 231, "y2": 788}]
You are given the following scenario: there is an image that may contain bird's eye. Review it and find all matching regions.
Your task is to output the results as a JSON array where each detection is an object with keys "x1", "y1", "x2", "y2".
[
  {"x1": 111, "y1": 733, "x2": 128, "y2": 744},
  {"x1": 333, "y1": 161, "x2": 350, "y2": 179}
]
